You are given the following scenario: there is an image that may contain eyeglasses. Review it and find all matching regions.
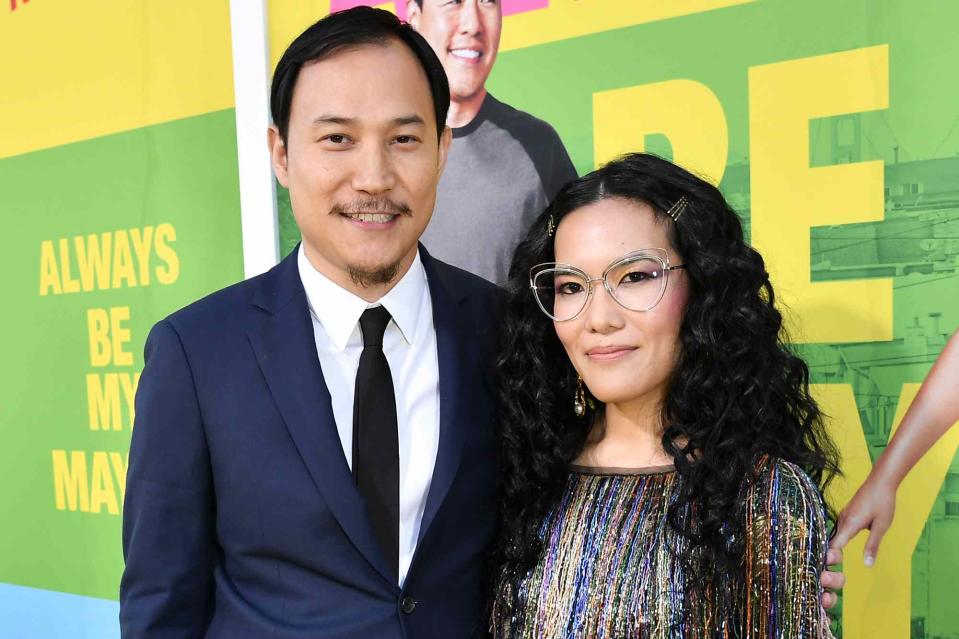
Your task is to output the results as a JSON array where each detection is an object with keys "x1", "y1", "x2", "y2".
[{"x1": 530, "y1": 248, "x2": 686, "y2": 322}]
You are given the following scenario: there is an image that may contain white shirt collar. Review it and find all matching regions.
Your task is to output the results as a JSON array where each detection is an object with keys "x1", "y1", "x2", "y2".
[{"x1": 297, "y1": 244, "x2": 427, "y2": 351}]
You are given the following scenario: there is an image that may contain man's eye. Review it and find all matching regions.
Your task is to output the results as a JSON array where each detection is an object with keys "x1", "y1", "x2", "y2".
[
  {"x1": 394, "y1": 135, "x2": 419, "y2": 145},
  {"x1": 323, "y1": 134, "x2": 347, "y2": 144}
]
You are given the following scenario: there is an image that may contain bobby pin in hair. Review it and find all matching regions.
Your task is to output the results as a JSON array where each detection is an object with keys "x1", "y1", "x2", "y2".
[{"x1": 667, "y1": 196, "x2": 689, "y2": 223}]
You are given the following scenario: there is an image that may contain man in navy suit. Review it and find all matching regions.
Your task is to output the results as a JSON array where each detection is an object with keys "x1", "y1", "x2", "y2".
[{"x1": 120, "y1": 8, "x2": 499, "y2": 638}]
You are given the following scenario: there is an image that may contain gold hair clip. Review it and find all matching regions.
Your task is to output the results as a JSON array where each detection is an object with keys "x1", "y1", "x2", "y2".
[
  {"x1": 547, "y1": 215, "x2": 556, "y2": 238},
  {"x1": 667, "y1": 196, "x2": 689, "y2": 223}
]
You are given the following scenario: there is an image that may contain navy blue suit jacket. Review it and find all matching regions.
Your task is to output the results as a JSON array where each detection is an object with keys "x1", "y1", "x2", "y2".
[{"x1": 120, "y1": 245, "x2": 500, "y2": 638}]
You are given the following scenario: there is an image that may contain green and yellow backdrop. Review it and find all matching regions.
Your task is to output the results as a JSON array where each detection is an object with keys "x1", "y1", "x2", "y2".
[{"x1": 1, "y1": 1, "x2": 957, "y2": 637}]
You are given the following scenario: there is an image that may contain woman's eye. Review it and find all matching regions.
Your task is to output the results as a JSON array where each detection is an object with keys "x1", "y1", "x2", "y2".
[
  {"x1": 620, "y1": 270, "x2": 656, "y2": 285},
  {"x1": 556, "y1": 282, "x2": 584, "y2": 295}
]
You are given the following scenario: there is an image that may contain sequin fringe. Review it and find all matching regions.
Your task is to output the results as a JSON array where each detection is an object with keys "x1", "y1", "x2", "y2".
[{"x1": 491, "y1": 459, "x2": 834, "y2": 639}]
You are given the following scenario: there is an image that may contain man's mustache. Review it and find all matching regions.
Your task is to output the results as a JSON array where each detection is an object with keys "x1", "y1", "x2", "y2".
[{"x1": 330, "y1": 198, "x2": 412, "y2": 217}]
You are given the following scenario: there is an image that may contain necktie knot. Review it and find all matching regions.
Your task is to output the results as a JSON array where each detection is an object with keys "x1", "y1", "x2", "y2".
[{"x1": 359, "y1": 306, "x2": 392, "y2": 348}]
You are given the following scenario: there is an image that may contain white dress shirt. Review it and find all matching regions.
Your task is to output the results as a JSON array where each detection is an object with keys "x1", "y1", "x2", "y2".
[{"x1": 297, "y1": 245, "x2": 440, "y2": 586}]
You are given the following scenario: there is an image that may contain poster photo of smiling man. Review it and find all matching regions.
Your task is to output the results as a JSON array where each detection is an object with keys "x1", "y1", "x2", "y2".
[{"x1": 407, "y1": 0, "x2": 578, "y2": 284}]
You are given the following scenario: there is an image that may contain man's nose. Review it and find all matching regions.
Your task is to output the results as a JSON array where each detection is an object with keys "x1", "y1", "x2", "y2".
[
  {"x1": 350, "y1": 144, "x2": 396, "y2": 195},
  {"x1": 457, "y1": 0, "x2": 482, "y2": 35}
]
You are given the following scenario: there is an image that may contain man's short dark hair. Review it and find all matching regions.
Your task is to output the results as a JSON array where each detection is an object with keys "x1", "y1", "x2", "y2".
[{"x1": 270, "y1": 6, "x2": 450, "y2": 144}]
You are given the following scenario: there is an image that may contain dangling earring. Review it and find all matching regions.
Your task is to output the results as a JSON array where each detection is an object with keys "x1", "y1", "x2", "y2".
[{"x1": 574, "y1": 376, "x2": 586, "y2": 417}]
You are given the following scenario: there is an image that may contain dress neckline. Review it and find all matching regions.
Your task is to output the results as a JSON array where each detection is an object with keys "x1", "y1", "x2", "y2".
[{"x1": 570, "y1": 463, "x2": 676, "y2": 476}]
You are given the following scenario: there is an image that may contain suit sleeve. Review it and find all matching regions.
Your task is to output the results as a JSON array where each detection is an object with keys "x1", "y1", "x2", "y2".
[
  {"x1": 120, "y1": 319, "x2": 215, "y2": 638},
  {"x1": 743, "y1": 460, "x2": 834, "y2": 639}
]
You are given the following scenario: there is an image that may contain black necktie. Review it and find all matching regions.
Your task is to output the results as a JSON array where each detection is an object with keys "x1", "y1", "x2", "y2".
[{"x1": 353, "y1": 306, "x2": 400, "y2": 579}]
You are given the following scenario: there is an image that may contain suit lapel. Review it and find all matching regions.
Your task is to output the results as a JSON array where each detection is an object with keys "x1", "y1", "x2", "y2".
[
  {"x1": 247, "y1": 250, "x2": 396, "y2": 587},
  {"x1": 417, "y1": 247, "x2": 473, "y2": 544}
]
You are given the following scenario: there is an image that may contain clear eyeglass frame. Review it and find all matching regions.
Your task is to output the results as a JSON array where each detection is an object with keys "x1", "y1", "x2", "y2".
[{"x1": 529, "y1": 248, "x2": 686, "y2": 322}]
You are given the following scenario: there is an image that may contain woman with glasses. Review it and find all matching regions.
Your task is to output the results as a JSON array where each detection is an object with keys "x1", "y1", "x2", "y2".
[{"x1": 490, "y1": 153, "x2": 839, "y2": 638}]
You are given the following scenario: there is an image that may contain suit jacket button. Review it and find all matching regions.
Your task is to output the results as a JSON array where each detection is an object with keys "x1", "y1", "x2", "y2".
[{"x1": 401, "y1": 596, "x2": 417, "y2": 614}]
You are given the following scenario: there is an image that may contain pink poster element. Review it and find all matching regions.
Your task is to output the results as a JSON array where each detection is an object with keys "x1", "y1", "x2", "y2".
[
  {"x1": 328, "y1": 0, "x2": 549, "y2": 23},
  {"x1": 502, "y1": 0, "x2": 549, "y2": 17}
]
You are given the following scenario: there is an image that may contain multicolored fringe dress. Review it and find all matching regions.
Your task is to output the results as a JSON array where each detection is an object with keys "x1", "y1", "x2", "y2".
[{"x1": 491, "y1": 457, "x2": 834, "y2": 639}]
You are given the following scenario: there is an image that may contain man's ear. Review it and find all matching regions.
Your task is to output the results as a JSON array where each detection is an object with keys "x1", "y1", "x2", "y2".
[
  {"x1": 267, "y1": 125, "x2": 290, "y2": 188},
  {"x1": 436, "y1": 125, "x2": 452, "y2": 178},
  {"x1": 407, "y1": 0, "x2": 422, "y2": 29}
]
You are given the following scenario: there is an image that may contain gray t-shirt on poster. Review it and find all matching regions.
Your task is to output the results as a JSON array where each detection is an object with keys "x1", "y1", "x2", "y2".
[{"x1": 422, "y1": 93, "x2": 578, "y2": 285}]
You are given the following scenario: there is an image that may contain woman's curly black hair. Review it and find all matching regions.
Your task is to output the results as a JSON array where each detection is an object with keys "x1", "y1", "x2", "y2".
[{"x1": 493, "y1": 152, "x2": 840, "y2": 608}]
